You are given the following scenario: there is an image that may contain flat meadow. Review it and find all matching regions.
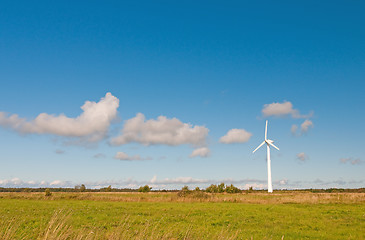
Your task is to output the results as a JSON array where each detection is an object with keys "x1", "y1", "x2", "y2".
[{"x1": 0, "y1": 191, "x2": 364, "y2": 239}]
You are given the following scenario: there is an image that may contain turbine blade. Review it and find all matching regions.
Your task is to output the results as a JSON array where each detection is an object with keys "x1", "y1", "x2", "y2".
[
  {"x1": 265, "y1": 120, "x2": 268, "y2": 140},
  {"x1": 253, "y1": 141, "x2": 265, "y2": 153},
  {"x1": 268, "y1": 141, "x2": 280, "y2": 151}
]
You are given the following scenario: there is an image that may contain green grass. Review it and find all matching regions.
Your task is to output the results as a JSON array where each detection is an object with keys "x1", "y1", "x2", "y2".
[{"x1": 0, "y1": 193, "x2": 364, "y2": 239}]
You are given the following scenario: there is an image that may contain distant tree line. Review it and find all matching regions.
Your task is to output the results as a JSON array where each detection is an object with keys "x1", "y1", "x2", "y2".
[{"x1": 0, "y1": 186, "x2": 363, "y2": 193}]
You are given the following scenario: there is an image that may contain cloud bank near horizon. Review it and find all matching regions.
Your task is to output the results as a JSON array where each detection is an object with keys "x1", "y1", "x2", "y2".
[{"x1": 1, "y1": 176, "x2": 363, "y2": 190}]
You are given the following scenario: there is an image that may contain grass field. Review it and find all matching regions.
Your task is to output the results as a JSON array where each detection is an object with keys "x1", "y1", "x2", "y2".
[{"x1": 0, "y1": 192, "x2": 364, "y2": 239}]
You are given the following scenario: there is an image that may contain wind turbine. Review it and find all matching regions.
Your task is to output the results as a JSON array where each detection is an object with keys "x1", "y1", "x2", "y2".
[{"x1": 252, "y1": 120, "x2": 280, "y2": 193}]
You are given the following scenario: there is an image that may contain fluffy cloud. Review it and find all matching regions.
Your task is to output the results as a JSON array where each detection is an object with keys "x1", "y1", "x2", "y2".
[
  {"x1": 93, "y1": 153, "x2": 106, "y2": 159},
  {"x1": 189, "y1": 147, "x2": 210, "y2": 158},
  {"x1": 296, "y1": 152, "x2": 308, "y2": 162},
  {"x1": 50, "y1": 180, "x2": 63, "y2": 186},
  {"x1": 54, "y1": 149, "x2": 65, "y2": 154},
  {"x1": 351, "y1": 159, "x2": 362, "y2": 165},
  {"x1": 300, "y1": 120, "x2": 313, "y2": 133},
  {"x1": 0, "y1": 93, "x2": 119, "y2": 142},
  {"x1": 262, "y1": 101, "x2": 312, "y2": 118},
  {"x1": 110, "y1": 113, "x2": 209, "y2": 147},
  {"x1": 279, "y1": 179, "x2": 288, "y2": 185},
  {"x1": 219, "y1": 129, "x2": 252, "y2": 144},
  {"x1": 291, "y1": 120, "x2": 313, "y2": 136},
  {"x1": 114, "y1": 151, "x2": 150, "y2": 161},
  {"x1": 291, "y1": 124, "x2": 298, "y2": 135},
  {"x1": 340, "y1": 157, "x2": 362, "y2": 165}
]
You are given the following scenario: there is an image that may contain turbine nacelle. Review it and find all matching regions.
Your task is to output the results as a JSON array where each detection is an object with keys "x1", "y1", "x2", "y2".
[
  {"x1": 252, "y1": 121, "x2": 280, "y2": 153},
  {"x1": 266, "y1": 139, "x2": 280, "y2": 151}
]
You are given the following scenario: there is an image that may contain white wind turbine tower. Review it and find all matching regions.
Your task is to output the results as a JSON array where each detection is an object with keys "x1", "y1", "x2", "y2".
[{"x1": 252, "y1": 120, "x2": 280, "y2": 193}]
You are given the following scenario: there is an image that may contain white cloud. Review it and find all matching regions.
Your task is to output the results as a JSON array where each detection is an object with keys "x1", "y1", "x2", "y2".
[
  {"x1": 291, "y1": 124, "x2": 298, "y2": 135},
  {"x1": 291, "y1": 120, "x2": 313, "y2": 136},
  {"x1": 340, "y1": 157, "x2": 362, "y2": 165},
  {"x1": 110, "y1": 113, "x2": 209, "y2": 147},
  {"x1": 11, "y1": 178, "x2": 22, "y2": 185},
  {"x1": 114, "y1": 151, "x2": 150, "y2": 161},
  {"x1": 150, "y1": 176, "x2": 209, "y2": 185},
  {"x1": 0, "y1": 178, "x2": 69, "y2": 187},
  {"x1": 279, "y1": 179, "x2": 288, "y2": 185},
  {"x1": 296, "y1": 152, "x2": 308, "y2": 162},
  {"x1": 300, "y1": 120, "x2": 313, "y2": 133},
  {"x1": 93, "y1": 153, "x2": 106, "y2": 159},
  {"x1": 219, "y1": 129, "x2": 252, "y2": 144},
  {"x1": 351, "y1": 159, "x2": 361, "y2": 165},
  {"x1": 150, "y1": 175, "x2": 158, "y2": 183},
  {"x1": 50, "y1": 180, "x2": 63, "y2": 186},
  {"x1": 0, "y1": 93, "x2": 119, "y2": 142},
  {"x1": 54, "y1": 149, "x2": 65, "y2": 154},
  {"x1": 262, "y1": 101, "x2": 312, "y2": 118},
  {"x1": 340, "y1": 157, "x2": 350, "y2": 163},
  {"x1": 189, "y1": 147, "x2": 210, "y2": 158}
]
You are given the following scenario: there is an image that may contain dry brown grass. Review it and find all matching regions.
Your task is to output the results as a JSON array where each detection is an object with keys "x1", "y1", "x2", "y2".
[{"x1": 0, "y1": 191, "x2": 364, "y2": 204}]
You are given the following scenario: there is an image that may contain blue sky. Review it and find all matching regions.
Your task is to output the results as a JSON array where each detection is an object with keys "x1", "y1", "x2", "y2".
[{"x1": 0, "y1": 1, "x2": 364, "y2": 189}]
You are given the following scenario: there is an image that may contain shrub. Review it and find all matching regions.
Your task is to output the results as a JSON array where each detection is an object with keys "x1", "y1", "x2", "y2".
[
  {"x1": 225, "y1": 184, "x2": 241, "y2": 193},
  {"x1": 177, "y1": 186, "x2": 190, "y2": 197},
  {"x1": 205, "y1": 184, "x2": 218, "y2": 193},
  {"x1": 178, "y1": 186, "x2": 208, "y2": 199},
  {"x1": 45, "y1": 188, "x2": 52, "y2": 197},
  {"x1": 218, "y1": 183, "x2": 225, "y2": 193},
  {"x1": 191, "y1": 191, "x2": 208, "y2": 199},
  {"x1": 246, "y1": 186, "x2": 254, "y2": 194},
  {"x1": 206, "y1": 183, "x2": 241, "y2": 194}
]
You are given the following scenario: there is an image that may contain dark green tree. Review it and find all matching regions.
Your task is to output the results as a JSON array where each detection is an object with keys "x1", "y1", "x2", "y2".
[
  {"x1": 138, "y1": 185, "x2": 151, "y2": 192},
  {"x1": 75, "y1": 184, "x2": 86, "y2": 192},
  {"x1": 80, "y1": 184, "x2": 86, "y2": 192}
]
